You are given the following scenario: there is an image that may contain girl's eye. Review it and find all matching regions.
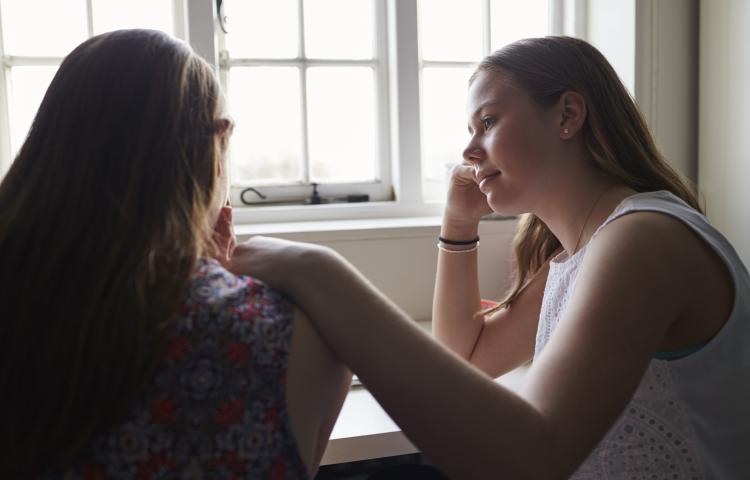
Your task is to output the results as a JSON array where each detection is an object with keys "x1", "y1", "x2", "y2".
[{"x1": 482, "y1": 117, "x2": 495, "y2": 129}]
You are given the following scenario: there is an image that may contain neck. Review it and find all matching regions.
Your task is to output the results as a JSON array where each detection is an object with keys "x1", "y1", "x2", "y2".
[{"x1": 531, "y1": 171, "x2": 632, "y2": 257}]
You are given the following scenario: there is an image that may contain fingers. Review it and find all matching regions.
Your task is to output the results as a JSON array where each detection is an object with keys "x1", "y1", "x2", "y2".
[
  {"x1": 451, "y1": 163, "x2": 479, "y2": 185},
  {"x1": 211, "y1": 205, "x2": 236, "y2": 266},
  {"x1": 215, "y1": 207, "x2": 235, "y2": 244},
  {"x1": 228, "y1": 236, "x2": 295, "y2": 284}
]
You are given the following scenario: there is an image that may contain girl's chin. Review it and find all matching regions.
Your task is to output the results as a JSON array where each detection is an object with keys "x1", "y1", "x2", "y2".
[{"x1": 485, "y1": 193, "x2": 522, "y2": 217}]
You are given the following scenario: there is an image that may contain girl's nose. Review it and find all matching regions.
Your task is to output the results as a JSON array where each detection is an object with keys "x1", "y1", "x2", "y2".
[{"x1": 463, "y1": 145, "x2": 483, "y2": 164}]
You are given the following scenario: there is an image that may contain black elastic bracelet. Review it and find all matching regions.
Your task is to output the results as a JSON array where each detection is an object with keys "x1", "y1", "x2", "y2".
[{"x1": 438, "y1": 235, "x2": 480, "y2": 245}]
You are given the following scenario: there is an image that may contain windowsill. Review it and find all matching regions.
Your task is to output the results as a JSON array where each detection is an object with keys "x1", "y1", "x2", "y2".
[
  {"x1": 235, "y1": 215, "x2": 446, "y2": 240},
  {"x1": 231, "y1": 200, "x2": 449, "y2": 228},
  {"x1": 233, "y1": 204, "x2": 517, "y2": 241}
]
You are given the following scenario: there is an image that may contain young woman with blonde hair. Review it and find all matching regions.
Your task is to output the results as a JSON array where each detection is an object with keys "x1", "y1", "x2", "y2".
[
  {"x1": 0, "y1": 29, "x2": 349, "y2": 478},
  {"x1": 234, "y1": 36, "x2": 750, "y2": 479}
]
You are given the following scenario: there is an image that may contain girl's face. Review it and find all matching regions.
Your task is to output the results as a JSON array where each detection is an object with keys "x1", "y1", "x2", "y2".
[{"x1": 464, "y1": 71, "x2": 562, "y2": 215}]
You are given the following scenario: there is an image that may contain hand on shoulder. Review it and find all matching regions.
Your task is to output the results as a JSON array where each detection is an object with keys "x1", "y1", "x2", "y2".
[{"x1": 228, "y1": 236, "x2": 341, "y2": 292}]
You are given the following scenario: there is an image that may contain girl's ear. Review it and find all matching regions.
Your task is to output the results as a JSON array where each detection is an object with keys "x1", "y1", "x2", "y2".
[{"x1": 558, "y1": 91, "x2": 587, "y2": 139}]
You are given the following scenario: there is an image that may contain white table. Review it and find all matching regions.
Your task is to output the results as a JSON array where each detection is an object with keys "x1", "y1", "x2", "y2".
[{"x1": 321, "y1": 366, "x2": 528, "y2": 465}]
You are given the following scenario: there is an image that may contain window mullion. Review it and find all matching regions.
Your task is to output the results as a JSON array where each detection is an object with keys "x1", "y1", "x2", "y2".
[
  {"x1": 0, "y1": 1, "x2": 12, "y2": 174},
  {"x1": 85, "y1": 0, "x2": 94, "y2": 37},
  {"x1": 374, "y1": 0, "x2": 391, "y2": 187},
  {"x1": 421, "y1": 60, "x2": 476, "y2": 69},
  {"x1": 562, "y1": 0, "x2": 588, "y2": 37},
  {"x1": 549, "y1": 0, "x2": 564, "y2": 35},
  {"x1": 172, "y1": 0, "x2": 189, "y2": 41},
  {"x1": 227, "y1": 58, "x2": 378, "y2": 68},
  {"x1": 388, "y1": 0, "x2": 423, "y2": 204},
  {"x1": 297, "y1": 0, "x2": 310, "y2": 184},
  {"x1": 482, "y1": 0, "x2": 491, "y2": 56},
  {"x1": 4, "y1": 56, "x2": 62, "y2": 67},
  {"x1": 298, "y1": 66, "x2": 311, "y2": 184}
]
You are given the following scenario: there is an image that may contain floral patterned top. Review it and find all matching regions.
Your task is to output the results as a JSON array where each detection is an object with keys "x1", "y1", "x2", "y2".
[{"x1": 47, "y1": 258, "x2": 308, "y2": 479}]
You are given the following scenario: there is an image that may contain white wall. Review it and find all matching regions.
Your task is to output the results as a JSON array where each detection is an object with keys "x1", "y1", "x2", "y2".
[
  {"x1": 237, "y1": 218, "x2": 517, "y2": 322},
  {"x1": 698, "y1": 0, "x2": 750, "y2": 265}
]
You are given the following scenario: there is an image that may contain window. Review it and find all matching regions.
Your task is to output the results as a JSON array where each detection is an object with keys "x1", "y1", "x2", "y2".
[
  {"x1": 218, "y1": 0, "x2": 390, "y2": 205},
  {"x1": 220, "y1": 0, "x2": 559, "y2": 217},
  {"x1": 0, "y1": 0, "x2": 178, "y2": 168},
  {"x1": 0, "y1": 0, "x2": 569, "y2": 222}
]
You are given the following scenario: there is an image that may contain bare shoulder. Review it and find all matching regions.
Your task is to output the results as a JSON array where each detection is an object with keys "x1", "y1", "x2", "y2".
[
  {"x1": 587, "y1": 210, "x2": 704, "y2": 280},
  {"x1": 581, "y1": 209, "x2": 732, "y2": 334},
  {"x1": 568, "y1": 211, "x2": 700, "y2": 337},
  {"x1": 597, "y1": 209, "x2": 697, "y2": 248},
  {"x1": 592, "y1": 208, "x2": 734, "y2": 347}
]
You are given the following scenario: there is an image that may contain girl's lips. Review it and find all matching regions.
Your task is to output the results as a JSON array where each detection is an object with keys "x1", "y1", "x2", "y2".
[{"x1": 478, "y1": 172, "x2": 500, "y2": 191}]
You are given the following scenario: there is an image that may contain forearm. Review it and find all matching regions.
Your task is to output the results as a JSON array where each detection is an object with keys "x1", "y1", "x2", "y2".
[
  {"x1": 432, "y1": 220, "x2": 484, "y2": 359},
  {"x1": 286, "y1": 248, "x2": 555, "y2": 479}
]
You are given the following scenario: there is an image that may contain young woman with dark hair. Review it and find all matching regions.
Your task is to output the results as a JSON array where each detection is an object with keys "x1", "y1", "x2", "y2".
[
  {"x1": 233, "y1": 37, "x2": 750, "y2": 479},
  {"x1": 0, "y1": 29, "x2": 349, "y2": 478}
]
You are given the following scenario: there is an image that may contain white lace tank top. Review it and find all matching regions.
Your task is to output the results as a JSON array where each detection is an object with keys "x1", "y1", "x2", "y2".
[{"x1": 535, "y1": 191, "x2": 750, "y2": 479}]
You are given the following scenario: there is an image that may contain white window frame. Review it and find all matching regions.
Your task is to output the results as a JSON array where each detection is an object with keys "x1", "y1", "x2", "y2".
[
  {"x1": 0, "y1": 17, "x2": 10, "y2": 174},
  {"x1": 0, "y1": 0, "x2": 576, "y2": 225},
  {"x1": 214, "y1": 0, "x2": 392, "y2": 207}
]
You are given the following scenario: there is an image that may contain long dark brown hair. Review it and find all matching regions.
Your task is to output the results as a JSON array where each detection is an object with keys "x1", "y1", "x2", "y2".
[
  {"x1": 473, "y1": 36, "x2": 701, "y2": 311},
  {"x1": 0, "y1": 29, "x2": 224, "y2": 475}
]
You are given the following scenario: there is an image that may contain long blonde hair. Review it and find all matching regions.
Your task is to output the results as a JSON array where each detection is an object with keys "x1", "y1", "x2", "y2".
[
  {"x1": 475, "y1": 36, "x2": 701, "y2": 311},
  {"x1": 0, "y1": 30, "x2": 224, "y2": 475}
]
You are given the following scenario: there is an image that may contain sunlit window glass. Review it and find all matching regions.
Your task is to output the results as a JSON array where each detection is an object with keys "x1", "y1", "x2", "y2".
[
  {"x1": 421, "y1": 67, "x2": 473, "y2": 202},
  {"x1": 304, "y1": 0, "x2": 374, "y2": 60},
  {"x1": 490, "y1": 0, "x2": 549, "y2": 50},
  {"x1": 1, "y1": 0, "x2": 87, "y2": 56},
  {"x1": 224, "y1": 0, "x2": 298, "y2": 59},
  {"x1": 307, "y1": 67, "x2": 377, "y2": 182},
  {"x1": 227, "y1": 67, "x2": 304, "y2": 184},
  {"x1": 7, "y1": 66, "x2": 58, "y2": 155},
  {"x1": 92, "y1": 0, "x2": 174, "y2": 35},
  {"x1": 222, "y1": 0, "x2": 379, "y2": 189},
  {"x1": 420, "y1": 0, "x2": 482, "y2": 62}
]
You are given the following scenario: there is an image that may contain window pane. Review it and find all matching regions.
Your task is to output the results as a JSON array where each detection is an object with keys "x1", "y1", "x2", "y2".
[
  {"x1": 224, "y1": 0, "x2": 298, "y2": 59},
  {"x1": 1, "y1": 0, "x2": 87, "y2": 56},
  {"x1": 490, "y1": 0, "x2": 549, "y2": 51},
  {"x1": 419, "y1": 0, "x2": 482, "y2": 62},
  {"x1": 421, "y1": 67, "x2": 473, "y2": 202},
  {"x1": 304, "y1": 0, "x2": 374, "y2": 59},
  {"x1": 228, "y1": 67, "x2": 303, "y2": 184},
  {"x1": 92, "y1": 0, "x2": 173, "y2": 35},
  {"x1": 307, "y1": 67, "x2": 376, "y2": 183},
  {"x1": 7, "y1": 66, "x2": 58, "y2": 156}
]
